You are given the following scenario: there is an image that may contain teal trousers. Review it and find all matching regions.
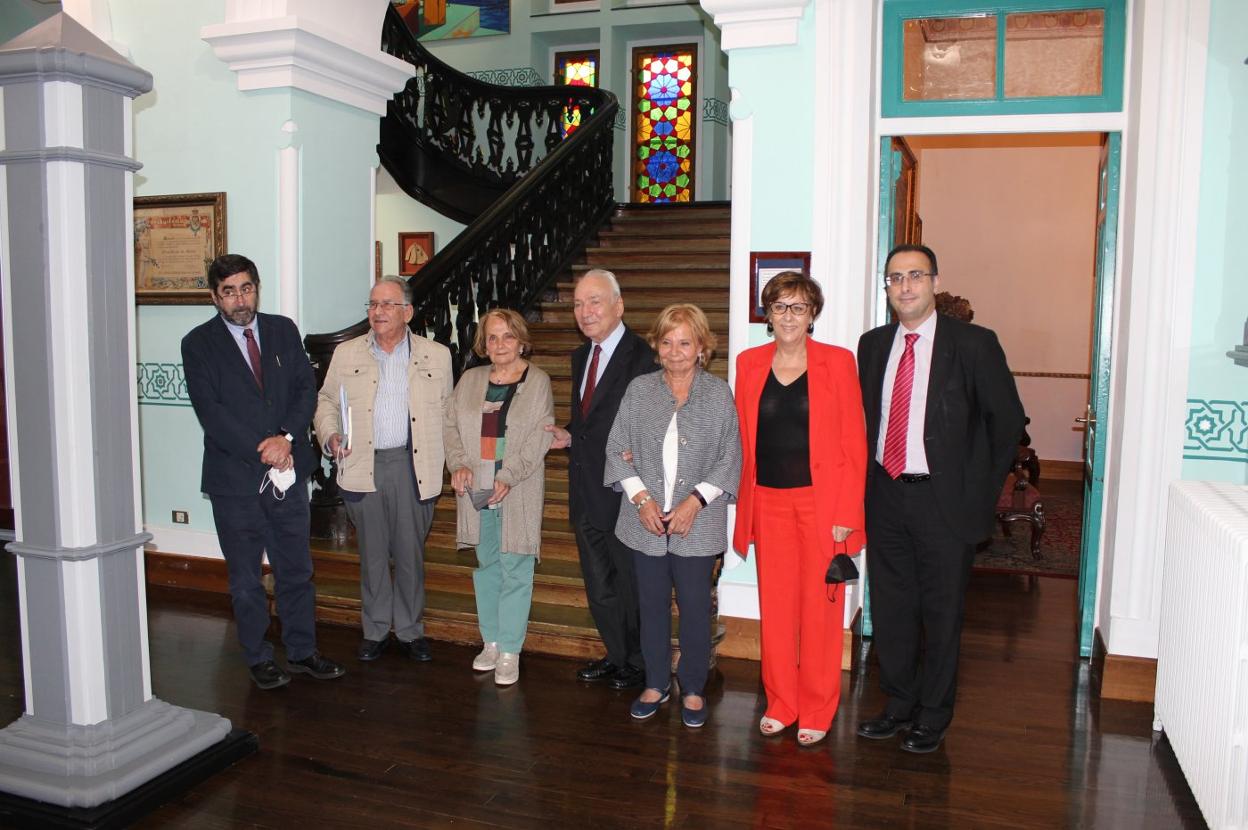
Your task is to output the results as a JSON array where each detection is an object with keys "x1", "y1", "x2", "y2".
[{"x1": 473, "y1": 508, "x2": 536, "y2": 653}]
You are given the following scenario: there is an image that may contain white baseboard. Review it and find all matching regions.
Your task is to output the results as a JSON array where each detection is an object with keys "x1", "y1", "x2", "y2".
[{"x1": 144, "y1": 525, "x2": 223, "y2": 560}]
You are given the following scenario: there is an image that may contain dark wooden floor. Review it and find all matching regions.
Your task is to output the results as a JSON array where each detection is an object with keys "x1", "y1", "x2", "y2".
[{"x1": 0, "y1": 562, "x2": 1205, "y2": 828}]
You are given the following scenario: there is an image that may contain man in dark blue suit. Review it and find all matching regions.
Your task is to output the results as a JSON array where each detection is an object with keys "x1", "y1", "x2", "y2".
[
  {"x1": 182, "y1": 254, "x2": 345, "y2": 690},
  {"x1": 547, "y1": 269, "x2": 659, "y2": 689},
  {"x1": 856, "y1": 244, "x2": 1024, "y2": 753}
]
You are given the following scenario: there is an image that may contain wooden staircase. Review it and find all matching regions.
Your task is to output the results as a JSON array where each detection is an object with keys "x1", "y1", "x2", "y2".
[{"x1": 308, "y1": 202, "x2": 731, "y2": 659}]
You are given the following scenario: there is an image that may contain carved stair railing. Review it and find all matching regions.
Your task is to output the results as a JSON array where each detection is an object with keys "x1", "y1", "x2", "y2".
[{"x1": 303, "y1": 6, "x2": 617, "y2": 540}]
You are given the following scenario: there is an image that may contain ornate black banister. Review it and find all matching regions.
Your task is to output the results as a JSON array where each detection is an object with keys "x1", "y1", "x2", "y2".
[{"x1": 303, "y1": 7, "x2": 617, "y2": 539}]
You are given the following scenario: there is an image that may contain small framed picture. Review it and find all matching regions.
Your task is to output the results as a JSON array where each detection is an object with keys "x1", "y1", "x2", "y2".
[
  {"x1": 133, "y1": 192, "x2": 227, "y2": 305},
  {"x1": 749, "y1": 251, "x2": 811, "y2": 323},
  {"x1": 398, "y1": 232, "x2": 434, "y2": 276}
]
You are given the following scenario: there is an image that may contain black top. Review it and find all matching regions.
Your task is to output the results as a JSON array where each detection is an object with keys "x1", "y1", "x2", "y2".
[{"x1": 756, "y1": 370, "x2": 812, "y2": 488}]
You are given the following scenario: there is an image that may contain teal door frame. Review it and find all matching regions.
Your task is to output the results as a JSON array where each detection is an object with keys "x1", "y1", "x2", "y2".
[
  {"x1": 1077, "y1": 132, "x2": 1120, "y2": 657},
  {"x1": 869, "y1": 132, "x2": 1120, "y2": 659}
]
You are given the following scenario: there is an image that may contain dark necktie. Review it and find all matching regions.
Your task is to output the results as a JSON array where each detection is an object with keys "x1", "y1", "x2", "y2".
[
  {"x1": 581, "y1": 344, "x2": 602, "y2": 417},
  {"x1": 882, "y1": 333, "x2": 918, "y2": 479},
  {"x1": 243, "y1": 328, "x2": 263, "y2": 390}
]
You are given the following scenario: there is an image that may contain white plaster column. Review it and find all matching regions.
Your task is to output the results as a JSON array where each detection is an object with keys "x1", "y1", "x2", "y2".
[
  {"x1": 809, "y1": 0, "x2": 878, "y2": 625},
  {"x1": 1097, "y1": 0, "x2": 1211, "y2": 659},
  {"x1": 278, "y1": 120, "x2": 300, "y2": 324},
  {"x1": 0, "y1": 15, "x2": 240, "y2": 813},
  {"x1": 202, "y1": 0, "x2": 414, "y2": 116}
]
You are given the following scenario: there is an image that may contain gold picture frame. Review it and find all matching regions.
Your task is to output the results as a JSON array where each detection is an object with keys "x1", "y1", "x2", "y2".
[{"x1": 134, "y1": 192, "x2": 227, "y2": 305}]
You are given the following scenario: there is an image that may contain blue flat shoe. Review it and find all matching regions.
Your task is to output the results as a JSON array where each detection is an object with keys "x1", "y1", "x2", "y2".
[
  {"x1": 681, "y1": 695, "x2": 708, "y2": 728},
  {"x1": 629, "y1": 687, "x2": 671, "y2": 720}
]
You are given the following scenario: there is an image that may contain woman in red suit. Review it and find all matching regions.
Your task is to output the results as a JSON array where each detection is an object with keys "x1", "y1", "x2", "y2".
[{"x1": 733, "y1": 270, "x2": 867, "y2": 746}]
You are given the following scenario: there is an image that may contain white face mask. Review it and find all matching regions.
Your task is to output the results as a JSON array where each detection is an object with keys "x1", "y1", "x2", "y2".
[{"x1": 260, "y1": 466, "x2": 296, "y2": 498}]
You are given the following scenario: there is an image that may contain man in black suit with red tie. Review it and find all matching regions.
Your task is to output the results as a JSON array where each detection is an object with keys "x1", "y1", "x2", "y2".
[
  {"x1": 856, "y1": 244, "x2": 1024, "y2": 753},
  {"x1": 182, "y1": 254, "x2": 345, "y2": 690},
  {"x1": 547, "y1": 269, "x2": 658, "y2": 689}
]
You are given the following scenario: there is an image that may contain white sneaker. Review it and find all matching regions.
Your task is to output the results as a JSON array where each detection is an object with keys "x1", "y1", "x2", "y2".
[
  {"x1": 473, "y1": 642, "x2": 499, "y2": 671},
  {"x1": 494, "y1": 652, "x2": 520, "y2": 686}
]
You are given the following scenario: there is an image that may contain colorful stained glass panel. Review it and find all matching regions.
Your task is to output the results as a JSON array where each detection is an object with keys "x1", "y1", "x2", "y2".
[
  {"x1": 631, "y1": 44, "x2": 698, "y2": 203},
  {"x1": 554, "y1": 49, "x2": 600, "y2": 138}
]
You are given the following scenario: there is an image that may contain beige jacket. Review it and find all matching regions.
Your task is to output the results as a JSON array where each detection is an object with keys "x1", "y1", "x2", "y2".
[
  {"x1": 313, "y1": 331, "x2": 452, "y2": 501},
  {"x1": 443, "y1": 363, "x2": 554, "y2": 556}
]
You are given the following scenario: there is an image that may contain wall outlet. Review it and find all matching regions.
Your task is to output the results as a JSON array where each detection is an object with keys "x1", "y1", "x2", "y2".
[{"x1": 172, "y1": 510, "x2": 189, "y2": 524}]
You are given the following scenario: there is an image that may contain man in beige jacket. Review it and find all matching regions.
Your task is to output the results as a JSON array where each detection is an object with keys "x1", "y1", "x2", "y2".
[{"x1": 313, "y1": 276, "x2": 451, "y2": 662}]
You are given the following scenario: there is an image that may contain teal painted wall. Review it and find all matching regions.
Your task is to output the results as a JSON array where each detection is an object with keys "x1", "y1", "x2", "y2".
[
  {"x1": 113, "y1": 0, "x2": 381, "y2": 533},
  {"x1": 1182, "y1": 0, "x2": 1248, "y2": 484},
  {"x1": 719, "y1": 4, "x2": 817, "y2": 589}
]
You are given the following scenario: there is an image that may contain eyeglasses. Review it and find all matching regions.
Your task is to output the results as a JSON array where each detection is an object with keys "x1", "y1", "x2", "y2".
[
  {"x1": 218, "y1": 284, "x2": 255, "y2": 299},
  {"x1": 884, "y1": 270, "x2": 934, "y2": 288},
  {"x1": 367, "y1": 300, "x2": 410, "y2": 311},
  {"x1": 769, "y1": 301, "x2": 810, "y2": 316}
]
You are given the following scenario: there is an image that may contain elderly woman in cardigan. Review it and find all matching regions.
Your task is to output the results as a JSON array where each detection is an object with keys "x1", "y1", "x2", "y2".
[
  {"x1": 604, "y1": 303, "x2": 741, "y2": 727},
  {"x1": 444, "y1": 309, "x2": 554, "y2": 686}
]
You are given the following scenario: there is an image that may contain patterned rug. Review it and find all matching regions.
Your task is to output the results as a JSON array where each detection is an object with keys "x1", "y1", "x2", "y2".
[{"x1": 974, "y1": 478, "x2": 1083, "y2": 578}]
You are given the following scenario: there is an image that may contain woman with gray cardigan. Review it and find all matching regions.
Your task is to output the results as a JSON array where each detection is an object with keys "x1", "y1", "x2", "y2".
[
  {"x1": 444, "y1": 309, "x2": 554, "y2": 686},
  {"x1": 605, "y1": 303, "x2": 741, "y2": 727}
]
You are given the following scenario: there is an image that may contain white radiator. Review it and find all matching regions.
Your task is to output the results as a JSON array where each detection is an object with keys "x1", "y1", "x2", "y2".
[{"x1": 1154, "y1": 481, "x2": 1248, "y2": 830}]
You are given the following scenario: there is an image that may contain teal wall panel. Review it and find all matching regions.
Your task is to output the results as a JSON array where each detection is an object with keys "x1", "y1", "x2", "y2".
[
  {"x1": 112, "y1": 0, "x2": 382, "y2": 532},
  {"x1": 1182, "y1": 0, "x2": 1248, "y2": 483}
]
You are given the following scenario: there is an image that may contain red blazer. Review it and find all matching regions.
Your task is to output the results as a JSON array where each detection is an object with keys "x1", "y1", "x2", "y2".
[{"x1": 733, "y1": 339, "x2": 868, "y2": 559}]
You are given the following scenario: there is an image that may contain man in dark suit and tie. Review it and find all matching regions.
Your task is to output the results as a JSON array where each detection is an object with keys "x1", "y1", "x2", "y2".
[
  {"x1": 182, "y1": 254, "x2": 345, "y2": 690},
  {"x1": 856, "y1": 244, "x2": 1024, "y2": 753},
  {"x1": 547, "y1": 269, "x2": 658, "y2": 689}
]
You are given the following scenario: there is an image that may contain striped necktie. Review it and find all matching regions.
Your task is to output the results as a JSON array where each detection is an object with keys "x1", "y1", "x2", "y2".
[{"x1": 882, "y1": 333, "x2": 918, "y2": 478}]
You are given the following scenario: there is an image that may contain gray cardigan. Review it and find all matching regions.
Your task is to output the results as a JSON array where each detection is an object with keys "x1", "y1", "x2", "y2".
[
  {"x1": 604, "y1": 369, "x2": 741, "y2": 557},
  {"x1": 443, "y1": 363, "x2": 554, "y2": 557}
]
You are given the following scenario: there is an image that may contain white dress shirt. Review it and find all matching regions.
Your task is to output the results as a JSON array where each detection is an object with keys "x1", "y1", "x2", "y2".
[
  {"x1": 620, "y1": 412, "x2": 723, "y2": 511},
  {"x1": 221, "y1": 316, "x2": 260, "y2": 365},
  {"x1": 876, "y1": 312, "x2": 938, "y2": 475},
  {"x1": 578, "y1": 319, "x2": 626, "y2": 399}
]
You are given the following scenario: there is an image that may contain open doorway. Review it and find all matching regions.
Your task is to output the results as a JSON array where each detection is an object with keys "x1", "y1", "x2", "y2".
[{"x1": 876, "y1": 132, "x2": 1119, "y2": 651}]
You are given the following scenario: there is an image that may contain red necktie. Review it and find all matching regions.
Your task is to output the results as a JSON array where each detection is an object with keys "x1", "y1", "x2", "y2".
[
  {"x1": 581, "y1": 344, "x2": 601, "y2": 417},
  {"x1": 882, "y1": 333, "x2": 918, "y2": 479},
  {"x1": 244, "y1": 328, "x2": 263, "y2": 390}
]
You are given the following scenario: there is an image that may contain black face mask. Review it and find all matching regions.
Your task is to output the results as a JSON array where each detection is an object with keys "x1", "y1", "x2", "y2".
[{"x1": 824, "y1": 553, "x2": 859, "y2": 585}]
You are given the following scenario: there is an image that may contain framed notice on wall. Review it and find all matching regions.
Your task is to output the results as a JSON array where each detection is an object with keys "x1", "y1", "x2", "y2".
[
  {"x1": 133, "y1": 192, "x2": 227, "y2": 305},
  {"x1": 749, "y1": 251, "x2": 811, "y2": 323}
]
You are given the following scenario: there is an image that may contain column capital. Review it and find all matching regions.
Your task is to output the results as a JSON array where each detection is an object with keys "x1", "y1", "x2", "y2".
[
  {"x1": 201, "y1": 0, "x2": 413, "y2": 116},
  {"x1": 699, "y1": 0, "x2": 811, "y2": 50},
  {"x1": 0, "y1": 13, "x2": 151, "y2": 97}
]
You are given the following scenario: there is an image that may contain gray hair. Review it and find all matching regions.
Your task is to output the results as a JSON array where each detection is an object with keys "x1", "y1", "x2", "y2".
[
  {"x1": 578, "y1": 268, "x2": 621, "y2": 300},
  {"x1": 376, "y1": 274, "x2": 413, "y2": 305}
]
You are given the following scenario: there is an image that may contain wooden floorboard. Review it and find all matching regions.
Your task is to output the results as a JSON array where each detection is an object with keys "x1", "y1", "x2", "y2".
[{"x1": 0, "y1": 561, "x2": 1206, "y2": 828}]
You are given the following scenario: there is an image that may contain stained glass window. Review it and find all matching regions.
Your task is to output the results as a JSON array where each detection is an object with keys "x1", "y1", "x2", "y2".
[
  {"x1": 631, "y1": 44, "x2": 698, "y2": 203},
  {"x1": 554, "y1": 49, "x2": 599, "y2": 138}
]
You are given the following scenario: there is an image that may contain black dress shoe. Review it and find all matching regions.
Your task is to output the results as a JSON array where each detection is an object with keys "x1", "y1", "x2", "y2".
[
  {"x1": 607, "y1": 664, "x2": 646, "y2": 690},
  {"x1": 901, "y1": 724, "x2": 947, "y2": 754},
  {"x1": 287, "y1": 652, "x2": 346, "y2": 680},
  {"x1": 357, "y1": 637, "x2": 390, "y2": 662},
  {"x1": 248, "y1": 660, "x2": 290, "y2": 690},
  {"x1": 577, "y1": 658, "x2": 620, "y2": 682},
  {"x1": 857, "y1": 713, "x2": 913, "y2": 740},
  {"x1": 399, "y1": 637, "x2": 433, "y2": 662}
]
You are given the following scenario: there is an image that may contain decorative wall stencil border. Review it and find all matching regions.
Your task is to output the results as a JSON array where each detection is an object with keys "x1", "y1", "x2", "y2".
[
  {"x1": 137, "y1": 363, "x2": 191, "y2": 407},
  {"x1": 1013, "y1": 371, "x2": 1092, "y2": 379},
  {"x1": 1183, "y1": 399, "x2": 1248, "y2": 461},
  {"x1": 613, "y1": 109, "x2": 626, "y2": 131},
  {"x1": 703, "y1": 97, "x2": 729, "y2": 125},
  {"x1": 467, "y1": 67, "x2": 543, "y2": 87}
]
